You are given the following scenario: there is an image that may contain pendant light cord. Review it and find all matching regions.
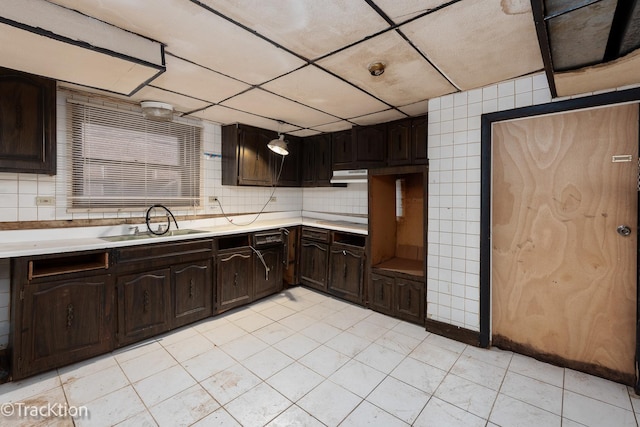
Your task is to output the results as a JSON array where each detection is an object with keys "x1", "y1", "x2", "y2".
[{"x1": 216, "y1": 155, "x2": 285, "y2": 226}]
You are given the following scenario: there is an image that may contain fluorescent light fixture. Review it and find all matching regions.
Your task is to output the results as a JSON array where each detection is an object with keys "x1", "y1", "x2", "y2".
[
  {"x1": 141, "y1": 101, "x2": 174, "y2": 121},
  {"x1": 267, "y1": 134, "x2": 289, "y2": 156}
]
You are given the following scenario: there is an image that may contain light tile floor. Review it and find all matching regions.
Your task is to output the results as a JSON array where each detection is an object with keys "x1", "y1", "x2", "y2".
[{"x1": 1, "y1": 286, "x2": 639, "y2": 427}]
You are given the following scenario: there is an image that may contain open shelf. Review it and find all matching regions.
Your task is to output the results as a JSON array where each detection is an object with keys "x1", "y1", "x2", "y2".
[
  {"x1": 373, "y1": 257, "x2": 424, "y2": 277},
  {"x1": 28, "y1": 252, "x2": 109, "y2": 280}
]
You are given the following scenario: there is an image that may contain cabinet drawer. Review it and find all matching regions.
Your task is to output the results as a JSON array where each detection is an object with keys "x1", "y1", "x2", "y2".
[
  {"x1": 114, "y1": 238, "x2": 213, "y2": 270},
  {"x1": 301, "y1": 227, "x2": 330, "y2": 242}
]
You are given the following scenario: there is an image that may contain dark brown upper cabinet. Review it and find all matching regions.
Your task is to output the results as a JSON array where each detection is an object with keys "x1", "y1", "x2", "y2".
[
  {"x1": 222, "y1": 123, "x2": 299, "y2": 187},
  {"x1": 302, "y1": 133, "x2": 332, "y2": 187},
  {"x1": 0, "y1": 67, "x2": 56, "y2": 175},
  {"x1": 387, "y1": 115, "x2": 428, "y2": 166},
  {"x1": 354, "y1": 123, "x2": 387, "y2": 169},
  {"x1": 331, "y1": 130, "x2": 354, "y2": 170}
]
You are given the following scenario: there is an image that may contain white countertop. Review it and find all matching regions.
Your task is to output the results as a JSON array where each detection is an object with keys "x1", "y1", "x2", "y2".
[{"x1": 0, "y1": 212, "x2": 367, "y2": 258}]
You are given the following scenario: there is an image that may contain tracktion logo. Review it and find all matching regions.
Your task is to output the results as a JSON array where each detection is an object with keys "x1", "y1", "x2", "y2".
[{"x1": 1, "y1": 402, "x2": 89, "y2": 419}]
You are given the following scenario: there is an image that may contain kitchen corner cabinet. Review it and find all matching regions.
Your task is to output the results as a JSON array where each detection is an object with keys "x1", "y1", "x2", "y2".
[
  {"x1": 387, "y1": 116, "x2": 428, "y2": 166},
  {"x1": 10, "y1": 251, "x2": 114, "y2": 380},
  {"x1": 302, "y1": 134, "x2": 332, "y2": 187},
  {"x1": 0, "y1": 67, "x2": 56, "y2": 175},
  {"x1": 222, "y1": 123, "x2": 300, "y2": 187}
]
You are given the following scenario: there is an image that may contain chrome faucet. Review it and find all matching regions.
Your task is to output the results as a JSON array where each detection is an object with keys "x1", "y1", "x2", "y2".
[
  {"x1": 145, "y1": 204, "x2": 179, "y2": 236},
  {"x1": 129, "y1": 226, "x2": 140, "y2": 236}
]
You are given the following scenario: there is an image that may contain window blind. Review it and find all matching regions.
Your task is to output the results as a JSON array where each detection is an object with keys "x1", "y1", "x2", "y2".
[{"x1": 67, "y1": 100, "x2": 202, "y2": 210}]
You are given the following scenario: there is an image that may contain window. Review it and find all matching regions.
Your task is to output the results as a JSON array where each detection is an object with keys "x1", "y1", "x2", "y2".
[{"x1": 67, "y1": 100, "x2": 202, "y2": 210}]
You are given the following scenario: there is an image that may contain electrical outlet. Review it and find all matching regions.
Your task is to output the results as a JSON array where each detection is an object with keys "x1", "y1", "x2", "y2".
[
  {"x1": 35, "y1": 196, "x2": 55, "y2": 206},
  {"x1": 269, "y1": 197, "x2": 277, "y2": 202},
  {"x1": 208, "y1": 196, "x2": 219, "y2": 203}
]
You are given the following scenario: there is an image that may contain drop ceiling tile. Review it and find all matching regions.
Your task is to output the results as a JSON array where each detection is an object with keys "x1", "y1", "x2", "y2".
[
  {"x1": 151, "y1": 55, "x2": 250, "y2": 103},
  {"x1": 401, "y1": 0, "x2": 543, "y2": 91},
  {"x1": 350, "y1": 109, "x2": 406, "y2": 126},
  {"x1": 263, "y1": 65, "x2": 390, "y2": 120},
  {"x1": 199, "y1": 0, "x2": 389, "y2": 60},
  {"x1": 311, "y1": 121, "x2": 353, "y2": 133},
  {"x1": 191, "y1": 105, "x2": 300, "y2": 133},
  {"x1": 221, "y1": 89, "x2": 338, "y2": 128},
  {"x1": 48, "y1": 0, "x2": 305, "y2": 84},
  {"x1": 318, "y1": 31, "x2": 456, "y2": 106},
  {"x1": 373, "y1": 0, "x2": 451, "y2": 23},
  {"x1": 289, "y1": 129, "x2": 321, "y2": 137},
  {"x1": 398, "y1": 100, "x2": 429, "y2": 116}
]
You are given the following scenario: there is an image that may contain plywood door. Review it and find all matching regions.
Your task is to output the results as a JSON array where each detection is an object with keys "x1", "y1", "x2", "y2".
[{"x1": 492, "y1": 104, "x2": 638, "y2": 382}]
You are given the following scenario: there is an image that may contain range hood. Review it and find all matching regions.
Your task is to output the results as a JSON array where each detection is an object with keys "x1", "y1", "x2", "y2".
[{"x1": 330, "y1": 169, "x2": 368, "y2": 184}]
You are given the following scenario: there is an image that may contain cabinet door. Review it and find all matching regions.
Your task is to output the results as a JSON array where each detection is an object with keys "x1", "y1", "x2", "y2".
[
  {"x1": 0, "y1": 67, "x2": 56, "y2": 174},
  {"x1": 315, "y1": 134, "x2": 333, "y2": 186},
  {"x1": 300, "y1": 240, "x2": 329, "y2": 291},
  {"x1": 412, "y1": 116, "x2": 428, "y2": 165},
  {"x1": 332, "y1": 130, "x2": 354, "y2": 170},
  {"x1": 387, "y1": 119, "x2": 412, "y2": 166},
  {"x1": 277, "y1": 135, "x2": 301, "y2": 186},
  {"x1": 254, "y1": 247, "x2": 283, "y2": 300},
  {"x1": 172, "y1": 260, "x2": 213, "y2": 328},
  {"x1": 395, "y1": 278, "x2": 425, "y2": 325},
  {"x1": 117, "y1": 269, "x2": 171, "y2": 346},
  {"x1": 355, "y1": 124, "x2": 386, "y2": 168},
  {"x1": 369, "y1": 273, "x2": 394, "y2": 316},
  {"x1": 301, "y1": 138, "x2": 316, "y2": 186},
  {"x1": 15, "y1": 276, "x2": 114, "y2": 379},
  {"x1": 217, "y1": 250, "x2": 252, "y2": 312},
  {"x1": 238, "y1": 126, "x2": 274, "y2": 186},
  {"x1": 328, "y1": 246, "x2": 364, "y2": 304}
]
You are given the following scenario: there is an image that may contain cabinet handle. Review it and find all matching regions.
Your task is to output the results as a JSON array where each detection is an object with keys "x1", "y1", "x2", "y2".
[
  {"x1": 234, "y1": 272, "x2": 238, "y2": 287},
  {"x1": 379, "y1": 285, "x2": 384, "y2": 300},
  {"x1": 407, "y1": 291, "x2": 411, "y2": 307},
  {"x1": 189, "y1": 279, "x2": 194, "y2": 298},
  {"x1": 66, "y1": 304, "x2": 74, "y2": 328},
  {"x1": 143, "y1": 290, "x2": 150, "y2": 313}
]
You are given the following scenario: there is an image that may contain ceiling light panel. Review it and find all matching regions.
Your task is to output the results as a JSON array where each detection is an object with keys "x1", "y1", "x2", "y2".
[
  {"x1": 263, "y1": 65, "x2": 390, "y2": 120},
  {"x1": 199, "y1": 0, "x2": 390, "y2": 60},
  {"x1": 402, "y1": 0, "x2": 543, "y2": 91},
  {"x1": 0, "y1": 0, "x2": 164, "y2": 95},
  {"x1": 311, "y1": 121, "x2": 353, "y2": 133},
  {"x1": 398, "y1": 100, "x2": 429, "y2": 116},
  {"x1": 373, "y1": 0, "x2": 452, "y2": 23},
  {"x1": 221, "y1": 89, "x2": 338, "y2": 128},
  {"x1": 191, "y1": 105, "x2": 300, "y2": 133},
  {"x1": 129, "y1": 86, "x2": 211, "y2": 113},
  {"x1": 151, "y1": 55, "x2": 251, "y2": 103},
  {"x1": 318, "y1": 31, "x2": 456, "y2": 106},
  {"x1": 47, "y1": 0, "x2": 305, "y2": 85}
]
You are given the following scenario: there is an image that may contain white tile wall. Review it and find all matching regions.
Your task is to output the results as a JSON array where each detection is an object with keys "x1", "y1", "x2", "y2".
[{"x1": 302, "y1": 183, "x2": 368, "y2": 216}]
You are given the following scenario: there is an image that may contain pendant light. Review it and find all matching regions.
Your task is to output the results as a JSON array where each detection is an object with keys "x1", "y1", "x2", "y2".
[{"x1": 267, "y1": 134, "x2": 289, "y2": 156}]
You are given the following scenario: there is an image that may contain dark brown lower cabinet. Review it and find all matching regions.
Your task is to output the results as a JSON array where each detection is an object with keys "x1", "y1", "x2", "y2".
[
  {"x1": 217, "y1": 249, "x2": 252, "y2": 311},
  {"x1": 13, "y1": 275, "x2": 114, "y2": 380},
  {"x1": 117, "y1": 268, "x2": 171, "y2": 347},
  {"x1": 328, "y1": 243, "x2": 364, "y2": 304},
  {"x1": 300, "y1": 239, "x2": 329, "y2": 291},
  {"x1": 254, "y1": 247, "x2": 283, "y2": 300},
  {"x1": 369, "y1": 272, "x2": 425, "y2": 325},
  {"x1": 172, "y1": 260, "x2": 213, "y2": 328}
]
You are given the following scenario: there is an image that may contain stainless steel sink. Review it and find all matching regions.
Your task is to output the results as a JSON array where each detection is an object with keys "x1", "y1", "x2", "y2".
[{"x1": 101, "y1": 229, "x2": 208, "y2": 242}]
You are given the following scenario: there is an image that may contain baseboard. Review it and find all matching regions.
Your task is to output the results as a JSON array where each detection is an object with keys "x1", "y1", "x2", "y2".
[{"x1": 425, "y1": 318, "x2": 482, "y2": 347}]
